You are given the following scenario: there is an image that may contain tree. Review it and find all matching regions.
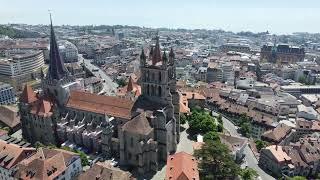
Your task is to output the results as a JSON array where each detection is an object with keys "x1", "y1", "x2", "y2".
[
  {"x1": 238, "y1": 114, "x2": 252, "y2": 137},
  {"x1": 188, "y1": 110, "x2": 217, "y2": 134},
  {"x1": 203, "y1": 131, "x2": 220, "y2": 142},
  {"x1": 180, "y1": 114, "x2": 187, "y2": 125},
  {"x1": 240, "y1": 122, "x2": 251, "y2": 138},
  {"x1": 116, "y1": 78, "x2": 127, "y2": 87},
  {"x1": 34, "y1": 141, "x2": 45, "y2": 149},
  {"x1": 217, "y1": 123, "x2": 223, "y2": 132},
  {"x1": 194, "y1": 141, "x2": 240, "y2": 179},
  {"x1": 255, "y1": 140, "x2": 268, "y2": 152},
  {"x1": 61, "y1": 146, "x2": 90, "y2": 166},
  {"x1": 288, "y1": 176, "x2": 307, "y2": 180},
  {"x1": 240, "y1": 167, "x2": 258, "y2": 180},
  {"x1": 217, "y1": 114, "x2": 223, "y2": 124}
]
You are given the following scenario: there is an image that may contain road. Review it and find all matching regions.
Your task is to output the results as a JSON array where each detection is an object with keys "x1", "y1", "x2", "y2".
[
  {"x1": 151, "y1": 123, "x2": 195, "y2": 180},
  {"x1": 78, "y1": 55, "x2": 118, "y2": 96},
  {"x1": 213, "y1": 111, "x2": 275, "y2": 180}
]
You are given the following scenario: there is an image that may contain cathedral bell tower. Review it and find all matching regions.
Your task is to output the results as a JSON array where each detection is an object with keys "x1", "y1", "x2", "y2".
[{"x1": 42, "y1": 14, "x2": 74, "y2": 107}]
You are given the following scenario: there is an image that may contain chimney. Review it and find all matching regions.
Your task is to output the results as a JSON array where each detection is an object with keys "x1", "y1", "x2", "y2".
[
  {"x1": 192, "y1": 93, "x2": 195, "y2": 99},
  {"x1": 275, "y1": 145, "x2": 278, "y2": 151}
]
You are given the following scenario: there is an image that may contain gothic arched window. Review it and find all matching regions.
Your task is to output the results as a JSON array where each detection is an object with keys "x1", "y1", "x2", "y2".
[
  {"x1": 159, "y1": 71, "x2": 162, "y2": 82},
  {"x1": 158, "y1": 86, "x2": 162, "y2": 97}
]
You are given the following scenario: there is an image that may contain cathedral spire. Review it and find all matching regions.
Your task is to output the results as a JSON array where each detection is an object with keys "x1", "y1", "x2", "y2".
[
  {"x1": 140, "y1": 48, "x2": 146, "y2": 66},
  {"x1": 162, "y1": 51, "x2": 168, "y2": 65},
  {"x1": 169, "y1": 47, "x2": 175, "y2": 64},
  {"x1": 47, "y1": 13, "x2": 68, "y2": 81},
  {"x1": 152, "y1": 36, "x2": 162, "y2": 65}
]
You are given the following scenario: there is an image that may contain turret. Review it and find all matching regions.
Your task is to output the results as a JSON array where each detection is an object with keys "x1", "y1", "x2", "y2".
[{"x1": 140, "y1": 48, "x2": 146, "y2": 67}]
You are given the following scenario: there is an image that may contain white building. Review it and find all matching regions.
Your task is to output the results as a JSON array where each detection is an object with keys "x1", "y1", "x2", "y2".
[
  {"x1": 0, "y1": 82, "x2": 15, "y2": 105},
  {"x1": 222, "y1": 62, "x2": 234, "y2": 83},
  {"x1": 297, "y1": 104, "x2": 319, "y2": 120},
  {"x1": 0, "y1": 50, "x2": 45, "y2": 90},
  {"x1": 58, "y1": 40, "x2": 79, "y2": 63}
]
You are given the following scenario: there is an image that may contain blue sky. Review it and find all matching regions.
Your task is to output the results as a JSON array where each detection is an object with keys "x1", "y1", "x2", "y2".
[{"x1": 1, "y1": 0, "x2": 320, "y2": 34}]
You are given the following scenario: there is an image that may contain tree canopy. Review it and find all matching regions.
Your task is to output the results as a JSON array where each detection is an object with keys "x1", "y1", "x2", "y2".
[
  {"x1": 188, "y1": 109, "x2": 217, "y2": 134},
  {"x1": 194, "y1": 141, "x2": 241, "y2": 179}
]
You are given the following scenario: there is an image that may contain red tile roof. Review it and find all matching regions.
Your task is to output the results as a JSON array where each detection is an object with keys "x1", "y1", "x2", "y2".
[
  {"x1": 30, "y1": 99, "x2": 53, "y2": 117},
  {"x1": 20, "y1": 85, "x2": 38, "y2": 104},
  {"x1": 166, "y1": 151, "x2": 199, "y2": 180},
  {"x1": 122, "y1": 113, "x2": 153, "y2": 135},
  {"x1": 67, "y1": 91, "x2": 134, "y2": 119},
  {"x1": 15, "y1": 148, "x2": 79, "y2": 180},
  {"x1": 0, "y1": 139, "x2": 36, "y2": 170},
  {"x1": 79, "y1": 162, "x2": 134, "y2": 180}
]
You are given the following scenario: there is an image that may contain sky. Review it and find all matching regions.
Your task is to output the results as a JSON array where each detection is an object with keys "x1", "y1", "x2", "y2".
[{"x1": 1, "y1": 0, "x2": 320, "y2": 34}]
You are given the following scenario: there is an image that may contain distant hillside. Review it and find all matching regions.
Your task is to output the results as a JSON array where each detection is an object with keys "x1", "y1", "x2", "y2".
[{"x1": 0, "y1": 25, "x2": 41, "y2": 38}]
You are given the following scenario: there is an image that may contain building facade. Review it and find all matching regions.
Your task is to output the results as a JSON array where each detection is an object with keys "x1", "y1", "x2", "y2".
[
  {"x1": 261, "y1": 44, "x2": 305, "y2": 64},
  {"x1": 0, "y1": 82, "x2": 15, "y2": 105},
  {"x1": 0, "y1": 50, "x2": 45, "y2": 90}
]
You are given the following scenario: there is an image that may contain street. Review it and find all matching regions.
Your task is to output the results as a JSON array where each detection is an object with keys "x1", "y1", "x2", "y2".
[
  {"x1": 151, "y1": 123, "x2": 195, "y2": 180},
  {"x1": 78, "y1": 55, "x2": 118, "y2": 96},
  {"x1": 214, "y1": 110, "x2": 275, "y2": 180}
]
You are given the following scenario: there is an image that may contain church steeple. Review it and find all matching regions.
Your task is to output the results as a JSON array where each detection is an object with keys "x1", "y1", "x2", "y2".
[
  {"x1": 169, "y1": 47, "x2": 175, "y2": 64},
  {"x1": 152, "y1": 36, "x2": 162, "y2": 65},
  {"x1": 47, "y1": 13, "x2": 68, "y2": 81},
  {"x1": 140, "y1": 48, "x2": 146, "y2": 67},
  {"x1": 162, "y1": 51, "x2": 168, "y2": 67}
]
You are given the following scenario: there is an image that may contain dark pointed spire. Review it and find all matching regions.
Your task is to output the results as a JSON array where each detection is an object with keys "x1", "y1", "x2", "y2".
[
  {"x1": 152, "y1": 35, "x2": 161, "y2": 65},
  {"x1": 140, "y1": 48, "x2": 146, "y2": 66},
  {"x1": 169, "y1": 47, "x2": 175, "y2": 64},
  {"x1": 162, "y1": 51, "x2": 168, "y2": 64},
  {"x1": 48, "y1": 13, "x2": 68, "y2": 81}
]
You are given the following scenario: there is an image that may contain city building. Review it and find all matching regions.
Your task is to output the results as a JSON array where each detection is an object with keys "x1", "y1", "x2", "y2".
[
  {"x1": 79, "y1": 162, "x2": 134, "y2": 180},
  {"x1": 0, "y1": 50, "x2": 45, "y2": 90},
  {"x1": 0, "y1": 82, "x2": 15, "y2": 105},
  {"x1": 259, "y1": 145, "x2": 295, "y2": 177},
  {"x1": 261, "y1": 44, "x2": 305, "y2": 64},
  {"x1": 259, "y1": 135, "x2": 320, "y2": 177},
  {"x1": 0, "y1": 139, "x2": 36, "y2": 180},
  {"x1": 0, "y1": 105, "x2": 20, "y2": 132},
  {"x1": 297, "y1": 104, "x2": 319, "y2": 120},
  {"x1": 165, "y1": 151, "x2": 199, "y2": 180},
  {"x1": 14, "y1": 148, "x2": 82, "y2": 180},
  {"x1": 219, "y1": 134, "x2": 247, "y2": 162},
  {"x1": 280, "y1": 84, "x2": 320, "y2": 97},
  {"x1": 58, "y1": 40, "x2": 78, "y2": 63},
  {"x1": 220, "y1": 43, "x2": 251, "y2": 53}
]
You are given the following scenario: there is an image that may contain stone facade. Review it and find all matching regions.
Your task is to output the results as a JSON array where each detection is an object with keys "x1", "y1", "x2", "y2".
[{"x1": 19, "y1": 20, "x2": 180, "y2": 177}]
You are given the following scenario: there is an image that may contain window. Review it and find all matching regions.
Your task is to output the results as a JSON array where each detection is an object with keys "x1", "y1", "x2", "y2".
[
  {"x1": 136, "y1": 155, "x2": 139, "y2": 161},
  {"x1": 128, "y1": 153, "x2": 132, "y2": 160},
  {"x1": 130, "y1": 138, "x2": 133, "y2": 147}
]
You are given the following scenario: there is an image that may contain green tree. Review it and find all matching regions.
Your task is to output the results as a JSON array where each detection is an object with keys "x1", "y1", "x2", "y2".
[
  {"x1": 288, "y1": 176, "x2": 307, "y2": 180},
  {"x1": 217, "y1": 123, "x2": 223, "y2": 132},
  {"x1": 61, "y1": 146, "x2": 90, "y2": 166},
  {"x1": 217, "y1": 114, "x2": 223, "y2": 124},
  {"x1": 240, "y1": 167, "x2": 258, "y2": 180},
  {"x1": 240, "y1": 122, "x2": 251, "y2": 138},
  {"x1": 116, "y1": 78, "x2": 127, "y2": 87},
  {"x1": 203, "y1": 131, "x2": 220, "y2": 142},
  {"x1": 180, "y1": 114, "x2": 187, "y2": 125},
  {"x1": 194, "y1": 141, "x2": 241, "y2": 179},
  {"x1": 188, "y1": 111, "x2": 217, "y2": 134},
  {"x1": 34, "y1": 141, "x2": 45, "y2": 149},
  {"x1": 255, "y1": 140, "x2": 268, "y2": 152}
]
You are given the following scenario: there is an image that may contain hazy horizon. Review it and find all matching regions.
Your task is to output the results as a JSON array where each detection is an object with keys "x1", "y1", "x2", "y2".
[{"x1": 2, "y1": 0, "x2": 320, "y2": 35}]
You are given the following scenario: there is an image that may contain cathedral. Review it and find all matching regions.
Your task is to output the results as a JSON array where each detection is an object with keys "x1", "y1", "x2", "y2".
[{"x1": 19, "y1": 17, "x2": 180, "y2": 175}]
